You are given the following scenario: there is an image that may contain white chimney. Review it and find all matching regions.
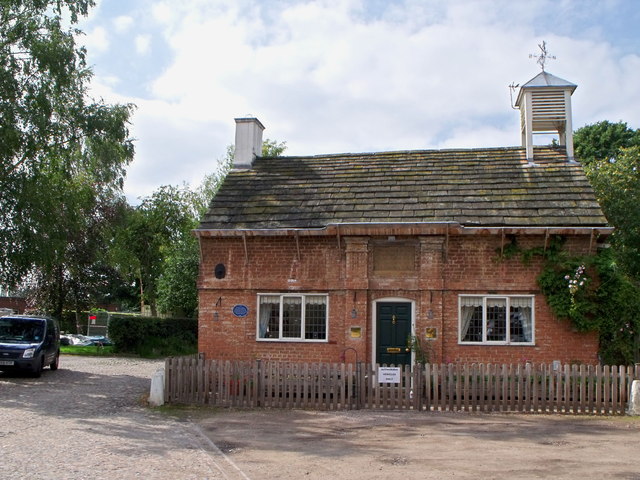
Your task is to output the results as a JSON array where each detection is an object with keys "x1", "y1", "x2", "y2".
[{"x1": 234, "y1": 117, "x2": 264, "y2": 168}]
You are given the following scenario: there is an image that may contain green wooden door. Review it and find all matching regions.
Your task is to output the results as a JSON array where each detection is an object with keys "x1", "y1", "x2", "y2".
[{"x1": 376, "y1": 302, "x2": 412, "y2": 366}]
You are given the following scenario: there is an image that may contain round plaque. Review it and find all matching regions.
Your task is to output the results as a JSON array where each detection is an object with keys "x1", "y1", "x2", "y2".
[{"x1": 232, "y1": 304, "x2": 249, "y2": 317}]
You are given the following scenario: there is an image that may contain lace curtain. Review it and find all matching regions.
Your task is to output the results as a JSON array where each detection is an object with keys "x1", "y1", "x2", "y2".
[{"x1": 258, "y1": 295, "x2": 279, "y2": 338}]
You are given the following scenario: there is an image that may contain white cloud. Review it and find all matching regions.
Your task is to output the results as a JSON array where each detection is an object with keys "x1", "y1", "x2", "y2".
[
  {"x1": 83, "y1": 26, "x2": 109, "y2": 54},
  {"x1": 135, "y1": 34, "x2": 152, "y2": 55},
  {"x1": 81, "y1": 0, "x2": 640, "y2": 201},
  {"x1": 114, "y1": 15, "x2": 134, "y2": 33},
  {"x1": 123, "y1": 99, "x2": 232, "y2": 203},
  {"x1": 151, "y1": 2, "x2": 177, "y2": 26}
]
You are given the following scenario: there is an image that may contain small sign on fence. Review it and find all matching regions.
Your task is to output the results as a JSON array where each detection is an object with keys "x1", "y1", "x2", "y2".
[{"x1": 378, "y1": 366, "x2": 401, "y2": 384}]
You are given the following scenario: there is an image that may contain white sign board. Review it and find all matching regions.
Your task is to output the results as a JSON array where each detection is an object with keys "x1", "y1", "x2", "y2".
[{"x1": 378, "y1": 366, "x2": 401, "y2": 384}]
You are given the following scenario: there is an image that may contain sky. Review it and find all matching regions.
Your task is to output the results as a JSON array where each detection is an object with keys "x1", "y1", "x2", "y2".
[{"x1": 77, "y1": 0, "x2": 640, "y2": 203}]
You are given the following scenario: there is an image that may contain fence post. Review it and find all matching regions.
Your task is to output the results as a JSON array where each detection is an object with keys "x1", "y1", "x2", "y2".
[
  {"x1": 628, "y1": 380, "x2": 640, "y2": 415},
  {"x1": 253, "y1": 358, "x2": 262, "y2": 407},
  {"x1": 355, "y1": 362, "x2": 361, "y2": 409},
  {"x1": 163, "y1": 357, "x2": 172, "y2": 403}
]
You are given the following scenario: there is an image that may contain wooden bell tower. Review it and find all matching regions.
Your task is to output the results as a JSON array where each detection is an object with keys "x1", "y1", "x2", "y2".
[{"x1": 515, "y1": 42, "x2": 577, "y2": 163}]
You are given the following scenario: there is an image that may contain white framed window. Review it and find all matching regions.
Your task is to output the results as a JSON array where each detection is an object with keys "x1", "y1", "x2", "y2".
[
  {"x1": 257, "y1": 294, "x2": 328, "y2": 342},
  {"x1": 459, "y1": 295, "x2": 534, "y2": 345}
]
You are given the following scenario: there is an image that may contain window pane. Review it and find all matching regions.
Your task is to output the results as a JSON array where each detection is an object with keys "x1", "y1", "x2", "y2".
[
  {"x1": 461, "y1": 305, "x2": 483, "y2": 342},
  {"x1": 510, "y1": 297, "x2": 533, "y2": 342},
  {"x1": 305, "y1": 296, "x2": 327, "y2": 340},
  {"x1": 259, "y1": 296, "x2": 280, "y2": 338},
  {"x1": 282, "y1": 297, "x2": 302, "y2": 338},
  {"x1": 459, "y1": 295, "x2": 534, "y2": 345},
  {"x1": 486, "y1": 298, "x2": 506, "y2": 341}
]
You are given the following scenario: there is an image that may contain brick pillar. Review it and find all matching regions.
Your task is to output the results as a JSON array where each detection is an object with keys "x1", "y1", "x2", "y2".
[
  {"x1": 343, "y1": 237, "x2": 369, "y2": 363},
  {"x1": 344, "y1": 237, "x2": 369, "y2": 290},
  {"x1": 419, "y1": 236, "x2": 445, "y2": 363}
]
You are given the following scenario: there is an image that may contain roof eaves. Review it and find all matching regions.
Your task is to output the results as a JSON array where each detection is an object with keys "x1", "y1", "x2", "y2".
[{"x1": 194, "y1": 222, "x2": 613, "y2": 238}]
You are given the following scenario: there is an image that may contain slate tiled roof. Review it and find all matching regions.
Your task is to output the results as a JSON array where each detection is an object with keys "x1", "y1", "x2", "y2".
[{"x1": 198, "y1": 146, "x2": 609, "y2": 231}]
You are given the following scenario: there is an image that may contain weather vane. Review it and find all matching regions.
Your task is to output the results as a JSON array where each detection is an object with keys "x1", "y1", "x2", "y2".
[{"x1": 529, "y1": 41, "x2": 555, "y2": 71}]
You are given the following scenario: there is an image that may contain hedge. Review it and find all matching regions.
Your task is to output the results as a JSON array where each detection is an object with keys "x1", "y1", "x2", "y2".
[{"x1": 108, "y1": 315, "x2": 198, "y2": 357}]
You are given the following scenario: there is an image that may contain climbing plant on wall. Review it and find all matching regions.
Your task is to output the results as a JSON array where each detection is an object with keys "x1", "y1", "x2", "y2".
[{"x1": 499, "y1": 236, "x2": 639, "y2": 365}]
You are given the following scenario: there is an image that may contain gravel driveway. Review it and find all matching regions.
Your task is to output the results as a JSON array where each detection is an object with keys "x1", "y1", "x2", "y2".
[
  {"x1": 2, "y1": 356, "x2": 640, "y2": 480},
  {"x1": 0, "y1": 356, "x2": 243, "y2": 480}
]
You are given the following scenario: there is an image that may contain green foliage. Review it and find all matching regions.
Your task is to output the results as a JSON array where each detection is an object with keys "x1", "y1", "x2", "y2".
[
  {"x1": 154, "y1": 138, "x2": 287, "y2": 318},
  {"x1": 111, "y1": 185, "x2": 198, "y2": 315},
  {"x1": 574, "y1": 121, "x2": 640, "y2": 166},
  {"x1": 194, "y1": 167, "x2": 232, "y2": 215},
  {"x1": 538, "y1": 248, "x2": 639, "y2": 364},
  {"x1": 591, "y1": 252, "x2": 640, "y2": 364},
  {"x1": 537, "y1": 256, "x2": 598, "y2": 332},
  {"x1": 498, "y1": 116, "x2": 640, "y2": 364},
  {"x1": 261, "y1": 138, "x2": 287, "y2": 157},
  {"x1": 61, "y1": 345, "x2": 115, "y2": 356},
  {"x1": 59, "y1": 310, "x2": 80, "y2": 333},
  {"x1": 108, "y1": 315, "x2": 198, "y2": 358},
  {"x1": 156, "y1": 237, "x2": 199, "y2": 318},
  {"x1": 497, "y1": 235, "x2": 553, "y2": 265},
  {"x1": 0, "y1": 0, "x2": 134, "y2": 318},
  {"x1": 584, "y1": 146, "x2": 640, "y2": 279},
  {"x1": 499, "y1": 237, "x2": 639, "y2": 364},
  {"x1": 225, "y1": 137, "x2": 287, "y2": 168},
  {"x1": 136, "y1": 336, "x2": 198, "y2": 358},
  {"x1": 407, "y1": 335, "x2": 430, "y2": 366}
]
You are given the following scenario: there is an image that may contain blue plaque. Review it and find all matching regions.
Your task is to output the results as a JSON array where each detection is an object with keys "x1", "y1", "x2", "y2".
[{"x1": 232, "y1": 304, "x2": 249, "y2": 317}]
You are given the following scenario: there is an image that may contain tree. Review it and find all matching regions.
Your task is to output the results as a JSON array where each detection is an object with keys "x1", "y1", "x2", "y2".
[
  {"x1": 574, "y1": 122, "x2": 640, "y2": 363},
  {"x1": 574, "y1": 121, "x2": 640, "y2": 166},
  {"x1": 15, "y1": 165, "x2": 131, "y2": 321},
  {"x1": 1, "y1": 0, "x2": 133, "y2": 180},
  {"x1": 575, "y1": 122, "x2": 640, "y2": 279},
  {"x1": 156, "y1": 237, "x2": 199, "y2": 318},
  {"x1": 155, "y1": 139, "x2": 287, "y2": 318},
  {"x1": 0, "y1": 0, "x2": 135, "y2": 303},
  {"x1": 112, "y1": 185, "x2": 198, "y2": 316},
  {"x1": 261, "y1": 139, "x2": 287, "y2": 158},
  {"x1": 584, "y1": 147, "x2": 640, "y2": 279}
]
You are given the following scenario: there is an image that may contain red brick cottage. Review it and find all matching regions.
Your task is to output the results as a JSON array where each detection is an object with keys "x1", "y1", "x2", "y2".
[{"x1": 195, "y1": 72, "x2": 611, "y2": 366}]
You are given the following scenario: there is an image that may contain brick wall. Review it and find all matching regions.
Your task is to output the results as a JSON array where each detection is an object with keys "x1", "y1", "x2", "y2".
[
  {"x1": 0, "y1": 296, "x2": 26, "y2": 313},
  {"x1": 198, "y1": 233, "x2": 599, "y2": 365}
]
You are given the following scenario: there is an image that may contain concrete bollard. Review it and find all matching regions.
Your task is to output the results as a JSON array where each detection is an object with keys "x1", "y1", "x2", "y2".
[
  {"x1": 149, "y1": 368, "x2": 165, "y2": 407},
  {"x1": 628, "y1": 380, "x2": 640, "y2": 416}
]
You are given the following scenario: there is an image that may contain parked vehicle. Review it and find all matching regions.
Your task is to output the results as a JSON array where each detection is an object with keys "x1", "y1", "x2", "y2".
[
  {"x1": 0, "y1": 315, "x2": 60, "y2": 377},
  {"x1": 60, "y1": 334, "x2": 113, "y2": 347}
]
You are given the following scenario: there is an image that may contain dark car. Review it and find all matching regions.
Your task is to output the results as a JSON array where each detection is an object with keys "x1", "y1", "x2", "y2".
[{"x1": 0, "y1": 315, "x2": 60, "y2": 377}]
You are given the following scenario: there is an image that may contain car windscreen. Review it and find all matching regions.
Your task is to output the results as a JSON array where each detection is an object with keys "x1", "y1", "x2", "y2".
[{"x1": 0, "y1": 318, "x2": 46, "y2": 344}]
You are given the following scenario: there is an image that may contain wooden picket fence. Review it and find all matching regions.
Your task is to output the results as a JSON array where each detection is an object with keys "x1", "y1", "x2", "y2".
[{"x1": 164, "y1": 356, "x2": 640, "y2": 415}]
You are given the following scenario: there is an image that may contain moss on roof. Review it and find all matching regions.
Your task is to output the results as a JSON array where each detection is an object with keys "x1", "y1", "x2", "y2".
[{"x1": 199, "y1": 146, "x2": 608, "y2": 230}]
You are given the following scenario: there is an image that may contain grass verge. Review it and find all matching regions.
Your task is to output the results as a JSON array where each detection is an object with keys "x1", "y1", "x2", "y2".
[{"x1": 60, "y1": 345, "x2": 116, "y2": 356}]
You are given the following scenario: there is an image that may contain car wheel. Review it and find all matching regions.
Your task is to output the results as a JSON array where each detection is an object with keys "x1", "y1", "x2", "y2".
[{"x1": 50, "y1": 352, "x2": 59, "y2": 371}]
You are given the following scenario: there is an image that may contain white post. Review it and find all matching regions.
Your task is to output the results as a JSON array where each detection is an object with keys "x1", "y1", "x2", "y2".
[
  {"x1": 149, "y1": 368, "x2": 165, "y2": 407},
  {"x1": 628, "y1": 380, "x2": 640, "y2": 416}
]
